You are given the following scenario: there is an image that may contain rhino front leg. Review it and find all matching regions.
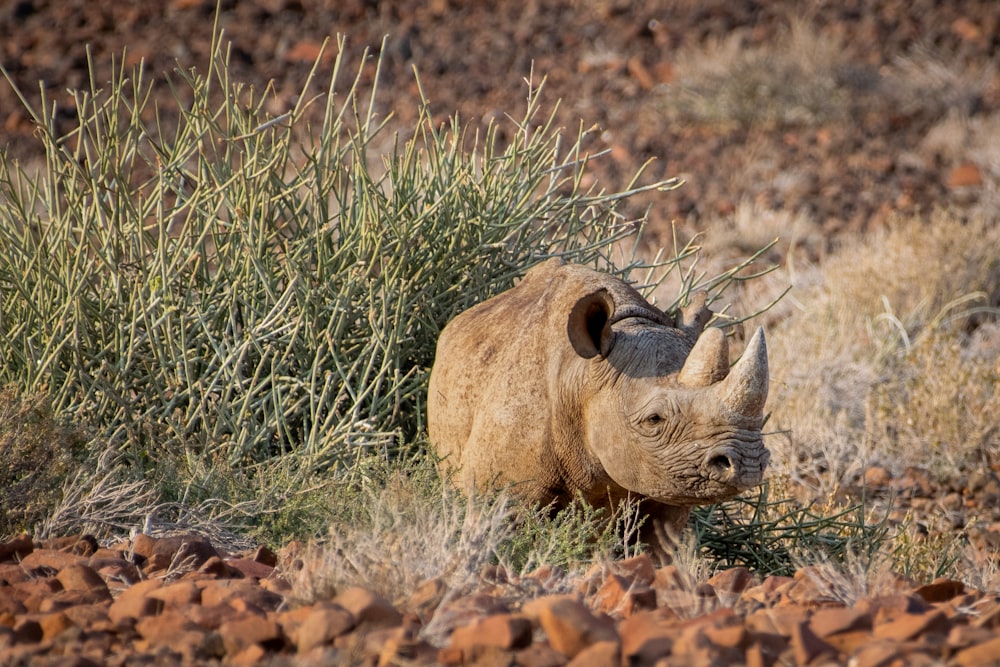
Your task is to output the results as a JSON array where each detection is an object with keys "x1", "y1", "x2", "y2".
[{"x1": 640, "y1": 504, "x2": 692, "y2": 565}]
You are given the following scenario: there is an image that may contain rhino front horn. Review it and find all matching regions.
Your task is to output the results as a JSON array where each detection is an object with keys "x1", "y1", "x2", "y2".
[
  {"x1": 716, "y1": 327, "x2": 769, "y2": 418},
  {"x1": 678, "y1": 327, "x2": 729, "y2": 387}
]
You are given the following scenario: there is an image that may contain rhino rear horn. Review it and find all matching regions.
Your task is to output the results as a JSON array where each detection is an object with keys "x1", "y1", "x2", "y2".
[
  {"x1": 716, "y1": 327, "x2": 769, "y2": 418},
  {"x1": 568, "y1": 289, "x2": 615, "y2": 358},
  {"x1": 678, "y1": 327, "x2": 729, "y2": 387}
]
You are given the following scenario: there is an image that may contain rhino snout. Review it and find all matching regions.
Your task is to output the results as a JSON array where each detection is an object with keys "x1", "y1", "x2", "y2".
[{"x1": 701, "y1": 445, "x2": 769, "y2": 489}]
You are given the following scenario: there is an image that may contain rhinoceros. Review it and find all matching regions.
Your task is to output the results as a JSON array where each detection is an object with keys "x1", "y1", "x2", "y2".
[{"x1": 427, "y1": 258, "x2": 769, "y2": 548}]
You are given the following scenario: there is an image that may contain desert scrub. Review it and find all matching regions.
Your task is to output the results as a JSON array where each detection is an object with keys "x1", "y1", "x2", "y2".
[
  {"x1": 0, "y1": 388, "x2": 89, "y2": 536},
  {"x1": 764, "y1": 212, "x2": 1000, "y2": 495},
  {"x1": 0, "y1": 31, "x2": 787, "y2": 541}
]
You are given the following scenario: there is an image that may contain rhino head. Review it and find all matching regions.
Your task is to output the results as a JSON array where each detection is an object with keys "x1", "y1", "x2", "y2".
[{"x1": 567, "y1": 288, "x2": 770, "y2": 506}]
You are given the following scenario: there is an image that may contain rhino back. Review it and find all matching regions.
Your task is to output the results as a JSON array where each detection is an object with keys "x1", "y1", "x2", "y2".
[{"x1": 427, "y1": 260, "x2": 566, "y2": 492}]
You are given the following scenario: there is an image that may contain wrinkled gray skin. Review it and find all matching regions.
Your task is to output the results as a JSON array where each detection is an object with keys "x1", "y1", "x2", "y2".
[{"x1": 427, "y1": 258, "x2": 770, "y2": 553}]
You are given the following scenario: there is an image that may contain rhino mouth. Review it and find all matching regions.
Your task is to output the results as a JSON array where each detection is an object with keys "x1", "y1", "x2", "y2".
[
  {"x1": 648, "y1": 444, "x2": 769, "y2": 506},
  {"x1": 701, "y1": 444, "x2": 770, "y2": 490}
]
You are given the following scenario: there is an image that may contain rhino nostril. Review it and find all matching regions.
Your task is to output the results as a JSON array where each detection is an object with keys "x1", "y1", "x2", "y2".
[{"x1": 708, "y1": 453, "x2": 733, "y2": 471}]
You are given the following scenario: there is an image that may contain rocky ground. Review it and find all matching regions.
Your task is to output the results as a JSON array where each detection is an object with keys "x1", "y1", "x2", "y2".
[
  {"x1": 2, "y1": 1, "x2": 1000, "y2": 665},
  {"x1": 3, "y1": 532, "x2": 1000, "y2": 666},
  {"x1": 2, "y1": 0, "x2": 998, "y2": 242}
]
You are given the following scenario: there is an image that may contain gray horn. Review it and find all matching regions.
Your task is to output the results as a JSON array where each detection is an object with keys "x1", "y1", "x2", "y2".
[
  {"x1": 678, "y1": 327, "x2": 729, "y2": 388},
  {"x1": 715, "y1": 327, "x2": 769, "y2": 418}
]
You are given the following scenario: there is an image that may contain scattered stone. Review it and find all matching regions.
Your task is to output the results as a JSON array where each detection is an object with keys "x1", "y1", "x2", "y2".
[
  {"x1": 952, "y1": 635, "x2": 1000, "y2": 666},
  {"x1": 789, "y1": 621, "x2": 836, "y2": 665},
  {"x1": 522, "y1": 595, "x2": 617, "y2": 658},
  {"x1": 285, "y1": 603, "x2": 355, "y2": 653},
  {"x1": 947, "y1": 162, "x2": 984, "y2": 188},
  {"x1": 449, "y1": 613, "x2": 533, "y2": 651},
  {"x1": 809, "y1": 606, "x2": 872, "y2": 637},
  {"x1": 914, "y1": 578, "x2": 965, "y2": 603},
  {"x1": 217, "y1": 613, "x2": 284, "y2": 655},
  {"x1": 566, "y1": 639, "x2": 619, "y2": 667},
  {"x1": 334, "y1": 586, "x2": 403, "y2": 629},
  {"x1": 592, "y1": 572, "x2": 657, "y2": 617},
  {"x1": 873, "y1": 609, "x2": 951, "y2": 642},
  {"x1": 0, "y1": 535, "x2": 33, "y2": 563}
]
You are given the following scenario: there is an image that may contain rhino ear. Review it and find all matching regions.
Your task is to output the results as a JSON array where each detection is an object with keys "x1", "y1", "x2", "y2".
[
  {"x1": 676, "y1": 291, "x2": 713, "y2": 337},
  {"x1": 568, "y1": 289, "x2": 615, "y2": 359}
]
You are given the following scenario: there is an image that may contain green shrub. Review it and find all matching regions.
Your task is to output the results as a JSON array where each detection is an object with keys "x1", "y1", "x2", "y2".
[{"x1": 5, "y1": 33, "x2": 778, "y2": 540}]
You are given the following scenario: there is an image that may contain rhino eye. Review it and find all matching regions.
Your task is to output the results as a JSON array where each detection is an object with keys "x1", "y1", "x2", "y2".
[{"x1": 642, "y1": 414, "x2": 664, "y2": 427}]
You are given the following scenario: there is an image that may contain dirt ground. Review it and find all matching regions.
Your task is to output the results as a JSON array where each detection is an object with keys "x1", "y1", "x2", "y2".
[{"x1": 2, "y1": 0, "x2": 998, "y2": 244}]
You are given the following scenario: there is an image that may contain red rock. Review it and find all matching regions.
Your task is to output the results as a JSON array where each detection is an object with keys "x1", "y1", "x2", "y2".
[
  {"x1": 914, "y1": 578, "x2": 965, "y2": 603},
  {"x1": 786, "y1": 566, "x2": 840, "y2": 606},
  {"x1": 11, "y1": 618, "x2": 43, "y2": 644},
  {"x1": 148, "y1": 581, "x2": 201, "y2": 607},
  {"x1": 742, "y1": 575, "x2": 794, "y2": 604},
  {"x1": 809, "y1": 606, "x2": 872, "y2": 637},
  {"x1": 88, "y1": 557, "x2": 141, "y2": 587},
  {"x1": 566, "y1": 639, "x2": 619, "y2": 667},
  {"x1": 823, "y1": 629, "x2": 873, "y2": 655},
  {"x1": 653, "y1": 565, "x2": 686, "y2": 590},
  {"x1": 616, "y1": 554, "x2": 656, "y2": 587},
  {"x1": 142, "y1": 552, "x2": 173, "y2": 573},
  {"x1": 285, "y1": 603, "x2": 355, "y2": 652},
  {"x1": 225, "y1": 557, "x2": 273, "y2": 580},
  {"x1": 251, "y1": 545, "x2": 278, "y2": 566},
  {"x1": 707, "y1": 567, "x2": 753, "y2": 600},
  {"x1": 200, "y1": 555, "x2": 242, "y2": 578},
  {"x1": 39, "y1": 535, "x2": 97, "y2": 556},
  {"x1": 333, "y1": 586, "x2": 402, "y2": 628},
  {"x1": 851, "y1": 638, "x2": 906, "y2": 667},
  {"x1": 0, "y1": 589, "x2": 27, "y2": 617},
  {"x1": 746, "y1": 606, "x2": 809, "y2": 637},
  {"x1": 130, "y1": 534, "x2": 158, "y2": 560},
  {"x1": 107, "y1": 579, "x2": 164, "y2": 624},
  {"x1": 947, "y1": 624, "x2": 996, "y2": 651},
  {"x1": 873, "y1": 609, "x2": 951, "y2": 641},
  {"x1": 863, "y1": 594, "x2": 928, "y2": 624},
  {"x1": 186, "y1": 602, "x2": 244, "y2": 631},
  {"x1": 407, "y1": 576, "x2": 447, "y2": 615},
  {"x1": 56, "y1": 565, "x2": 108, "y2": 594},
  {"x1": 13, "y1": 578, "x2": 63, "y2": 612},
  {"x1": 0, "y1": 535, "x2": 33, "y2": 563},
  {"x1": 19, "y1": 548, "x2": 82, "y2": 574},
  {"x1": 0, "y1": 563, "x2": 29, "y2": 585},
  {"x1": 431, "y1": 592, "x2": 511, "y2": 638},
  {"x1": 450, "y1": 613, "x2": 533, "y2": 650},
  {"x1": 592, "y1": 573, "x2": 656, "y2": 617},
  {"x1": 217, "y1": 613, "x2": 283, "y2": 655},
  {"x1": 951, "y1": 17, "x2": 984, "y2": 42},
  {"x1": 151, "y1": 534, "x2": 220, "y2": 570},
  {"x1": 863, "y1": 466, "x2": 892, "y2": 488},
  {"x1": 947, "y1": 162, "x2": 983, "y2": 188},
  {"x1": 61, "y1": 603, "x2": 111, "y2": 630},
  {"x1": 516, "y1": 642, "x2": 568, "y2": 667},
  {"x1": 228, "y1": 643, "x2": 268, "y2": 666},
  {"x1": 285, "y1": 40, "x2": 324, "y2": 63},
  {"x1": 198, "y1": 579, "x2": 283, "y2": 611},
  {"x1": 789, "y1": 621, "x2": 836, "y2": 665},
  {"x1": 134, "y1": 609, "x2": 198, "y2": 643},
  {"x1": 38, "y1": 611, "x2": 75, "y2": 640},
  {"x1": 952, "y1": 636, "x2": 1000, "y2": 667},
  {"x1": 38, "y1": 588, "x2": 111, "y2": 611},
  {"x1": 522, "y1": 595, "x2": 617, "y2": 658},
  {"x1": 375, "y1": 626, "x2": 437, "y2": 666},
  {"x1": 618, "y1": 609, "x2": 676, "y2": 666}
]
